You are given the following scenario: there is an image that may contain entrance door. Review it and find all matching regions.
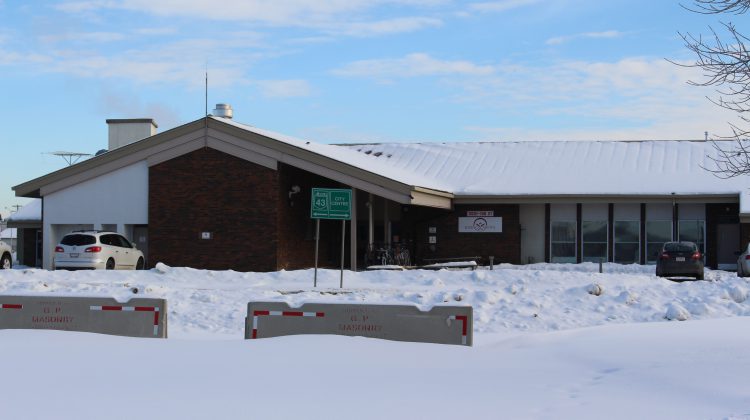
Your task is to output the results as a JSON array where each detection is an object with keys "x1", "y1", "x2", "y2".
[
  {"x1": 133, "y1": 226, "x2": 148, "y2": 266},
  {"x1": 716, "y1": 223, "x2": 740, "y2": 270},
  {"x1": 35, "y1": 230, "x2": 42, "y2": 268}
]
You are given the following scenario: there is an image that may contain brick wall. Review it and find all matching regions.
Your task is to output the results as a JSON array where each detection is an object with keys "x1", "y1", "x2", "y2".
[
  {"x1": 149, "y1": 147, "x2": 279, "y2": 271},
  {"x1": 407, "y1": 204, "x2": 521, "y2": 265}
]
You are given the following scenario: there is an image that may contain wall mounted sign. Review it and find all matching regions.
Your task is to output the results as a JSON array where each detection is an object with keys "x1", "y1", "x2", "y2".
[
  {"x1": 467, "y1": 211, "x2": 494, "y2": 217},
  {"x1": 458, "y1": 217, "x2": 502, "y2": 233}
]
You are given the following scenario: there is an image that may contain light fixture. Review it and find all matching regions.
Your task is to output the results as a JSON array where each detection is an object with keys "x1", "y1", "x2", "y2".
[{"x1": 288, "y1": 185, "x2": 301, "y2": 207}]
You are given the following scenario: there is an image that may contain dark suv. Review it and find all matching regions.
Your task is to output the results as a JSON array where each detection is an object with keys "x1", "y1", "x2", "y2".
[{"x1": 655, "y1": 241, "x2": 704, "y2": 280}]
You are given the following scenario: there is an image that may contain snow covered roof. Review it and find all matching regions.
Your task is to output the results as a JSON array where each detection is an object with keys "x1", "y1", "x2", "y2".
[
  {"x1": 217, "y1": 117, "x2": 452, "y2": 192},
  {"x1": 12, "y1": 114, "x2": 750, "y2": 215},
  {"x1": 7, "y1": 199, "x2": 41, "y2": 222},
  {"x1": 340, "y1": 140, "x2": 749, "y2": 198}
]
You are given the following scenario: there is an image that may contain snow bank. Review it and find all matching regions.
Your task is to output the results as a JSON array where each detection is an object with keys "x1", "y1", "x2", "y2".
[{"x1": 0, "y1": 262, "x2": 748, "y2": 338}]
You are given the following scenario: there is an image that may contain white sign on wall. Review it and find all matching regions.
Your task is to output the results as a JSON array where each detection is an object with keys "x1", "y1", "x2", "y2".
[
  {"x1": 458, "y1": 217, "x2": 502, "y2": 233},
  {"x1": 467, "y1": 211, "x2": 494, "y2": 217}
]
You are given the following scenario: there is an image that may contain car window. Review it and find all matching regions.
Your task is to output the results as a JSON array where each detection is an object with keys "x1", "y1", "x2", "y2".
[
  {"x1": 117, "y1": 235, "x2": 133, "y2": 248},
  {"x1": 61, "y1": 234, "x2": 96, "y2": 246},
  {"x1": 100, "y1": 234, "x2": 116, "y2": 246},
  {"x1": 664, "y1": 242, "x2": 697, "y2": 253}
]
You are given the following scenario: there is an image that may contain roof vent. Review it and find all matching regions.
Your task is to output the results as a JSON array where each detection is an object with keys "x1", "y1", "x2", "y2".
[{"x1": 213, "y1": 103, "x2": 233, "y2": 119}]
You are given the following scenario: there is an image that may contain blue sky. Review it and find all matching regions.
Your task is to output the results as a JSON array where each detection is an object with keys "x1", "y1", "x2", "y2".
[{"x1": 0, "y1": 0, "x2": 746, "y2": 218}]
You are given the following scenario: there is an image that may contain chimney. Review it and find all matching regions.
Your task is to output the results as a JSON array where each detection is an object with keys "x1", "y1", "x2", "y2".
[
  {"x1": 106, "y1": 119, "x2": 158, "y2": 150},
  {"x1": 212, "y1": 104, "x2": 233, "y2": 119}
]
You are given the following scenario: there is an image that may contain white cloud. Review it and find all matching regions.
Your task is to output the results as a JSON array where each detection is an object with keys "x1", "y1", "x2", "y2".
[
  {"x1": 0, "y1": 31, "x2": 267, "y2": 88},
  {"x1": 255, "y1": 79, "x2": 313, "y2": 98},
  {"x1": 57, "y1": 0, "x2": 448, "y2": 31},
  {"x1": 331, "y1": 17, "x2": 442, "y2": 37},
  {"x1": 546, "y1": 30, "x2": 623, "y2": 46},
  {"x1": 38, "y1": 31, "x2": 126, "y2": 44},
  {"x1": 457, "y1": 57, "x2": 739, "y2": 140},
  {"x1": 332, "y1": 53, "x2": 495, "y2": 80},
  {"x1": 468, "y1": 0, "x2": 538, "y2": 13},
  {"x1": 134, "y1": 27, "x2": 178, "y2": 36},
  {"x1": 55, "y1": 0, "x2": 117, "y2": 13}
]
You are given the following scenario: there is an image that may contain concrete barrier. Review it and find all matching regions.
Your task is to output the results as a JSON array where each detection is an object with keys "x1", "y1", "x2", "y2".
[
  {"x1": 0, "y1": 295, "x2": 167, "y2": 338},
  {"x1": 245, "y1": 302, "x2": 472, "y2": 346}
]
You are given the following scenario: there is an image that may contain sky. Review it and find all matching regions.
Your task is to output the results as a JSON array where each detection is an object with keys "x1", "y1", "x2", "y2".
[{"x1": 0, "y1": 0, "x2": 747, "y2": 218}]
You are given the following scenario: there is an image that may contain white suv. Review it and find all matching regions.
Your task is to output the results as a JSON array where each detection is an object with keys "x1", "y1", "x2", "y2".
[
  {"x1": 0, "y1": 241, "x2": 11, "y2": 269},
  {"x1": 54, "y1": 231, "x2": 145, "y2": 270}
]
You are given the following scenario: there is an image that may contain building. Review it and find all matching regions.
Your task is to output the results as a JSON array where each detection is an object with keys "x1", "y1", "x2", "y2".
[
  {"x1": 6, "y1": 199, "x2": 42, "y2": 267},
  {"x1": 12, "y1": 107, "x2": 750, "y2": 271}
]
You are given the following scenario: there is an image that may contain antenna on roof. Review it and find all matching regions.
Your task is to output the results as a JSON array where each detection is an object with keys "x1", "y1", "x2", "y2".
[
  {"x1": 45, "y1": 151, "x2": 93, "y2": 166},
  {"x1": 205, "y1": 64, "x2": 208, "y2": 117}
]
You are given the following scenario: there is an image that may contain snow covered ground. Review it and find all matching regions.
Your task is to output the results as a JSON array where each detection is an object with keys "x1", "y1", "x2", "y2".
[{"x1": 1, "y1": 263, "x2": 749, "y2": 419}]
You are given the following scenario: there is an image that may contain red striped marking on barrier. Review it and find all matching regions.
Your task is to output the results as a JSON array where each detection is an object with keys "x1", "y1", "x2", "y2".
[
  {"x1": 251, "y1": 310, "x2": 325, "y2": 339},
  {"x1": 449, "y1": 315, "x2": 469, "y2": 345},
  {"x1": 90, "y1": 305, "x2": 161, "y2": 336},
  {"x1": 0, "y1": 304, "x2": 22, "y2": 310}
]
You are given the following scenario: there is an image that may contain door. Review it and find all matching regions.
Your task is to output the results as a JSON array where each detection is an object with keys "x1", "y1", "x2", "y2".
[
  {"x1": 716, "y1": 223, "x2": 740, "y2": 270},
  {"x1": 35, "y1": 230, "x2": 42, "y2": 268},
  {"x1": 133, "y1": 226, "x2": 148, "y2": 267}
]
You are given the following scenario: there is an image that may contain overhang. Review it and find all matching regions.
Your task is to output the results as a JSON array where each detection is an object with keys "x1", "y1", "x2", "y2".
[{"x1": 13, "y1": 117, "x2": 453, "y2": 209}]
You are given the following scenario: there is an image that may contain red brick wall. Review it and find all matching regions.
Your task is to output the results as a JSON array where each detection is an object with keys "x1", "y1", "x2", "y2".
[
  {"x1": 407, "y1": 204, "x2": 521, "y2": 265},
  {"x1": 149, "y1": 147, "x2": 279, "y2": 271}
]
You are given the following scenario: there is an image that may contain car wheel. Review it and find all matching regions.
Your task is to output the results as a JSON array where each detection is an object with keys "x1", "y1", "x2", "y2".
[
  {"x1": 0, "y1": 253, "x2": 11, "y2": 270},
  {"x1": 696, "y1": 272, "x2": 704, "y2": 281},
  {"x1": 136, "y1": 257, "x2": 144, "y2": 270},
  {"x1": 739, "y1": 265, "x2": 746, "y2": 278},
  {"x1": 106, "y1": 258, "x2": 115, "y2": 270}
]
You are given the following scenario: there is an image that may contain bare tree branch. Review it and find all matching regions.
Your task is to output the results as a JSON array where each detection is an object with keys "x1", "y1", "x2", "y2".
[
  {"x1": 675, "y1": 1, "x2": 750, "y2": 177},
  {"x1": 682, "y1": 0, "x2": 750, "y2": 14}
]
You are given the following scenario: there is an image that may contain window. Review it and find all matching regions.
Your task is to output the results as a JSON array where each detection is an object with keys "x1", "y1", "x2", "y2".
[
  {"x1": 99, "y1": 235, "x2": 112, "y2": 246},
  {"x1": 614, "y1": 221, "x2": 639, "y2": 264},
  {"x1": 582, "y1": 220, "x2": 607, "y2": 262},
  {"x1": 646, "y1": 220, "x2": 672, "y2": 264},
  {"x1": 551, "y1": 221, "x2": 576, "y2": 263},
  {"x1": 115, "y1": 235, "x2": 133, "y2": 248},
  {"x1": 664, "y1": 242, "x2": 697, "y2": 253},
  {"x1": 679, "y1": 220, "x2": 705, "y2": 255},
  {"x1": 61, "y1": 234, "x2": 96, "y2": 246}
]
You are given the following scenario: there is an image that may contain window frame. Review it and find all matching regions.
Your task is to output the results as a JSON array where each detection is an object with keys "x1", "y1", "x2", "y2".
[
  {"x1": 581, "y1": 220, "x2": 608, "y2": 263},
  {"x1": 613, "y1": 220, "x2": 640, "y2": 264},
  {"x1": 645, "y1": 220, "x2": 672, "y2": 264},
  {"x1": 678, "y1": 220, "x2": 706, "y2": 256},
  {"x1": 550, "y1": 220, "x2": 577, "y2": 263}
]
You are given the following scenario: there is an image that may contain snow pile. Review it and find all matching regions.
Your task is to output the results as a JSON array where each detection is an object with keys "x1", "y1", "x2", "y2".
[
  {"x1": 665, "y1": 302, "x2": 690, "y2": 321},
  {"x1": 0, "y1": 262, "x2": 748, "y2": 337},
  {"x1": 2, "y1": 263, "x2": 750, "y2": 419}
]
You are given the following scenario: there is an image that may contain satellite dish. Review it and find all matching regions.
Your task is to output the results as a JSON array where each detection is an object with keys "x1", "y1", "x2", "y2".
[{"x1": 45, "y1": 151, "x2": 93, "y2": 166}]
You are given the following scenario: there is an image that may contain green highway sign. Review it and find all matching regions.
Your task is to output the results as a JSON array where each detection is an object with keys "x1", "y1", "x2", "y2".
[{"x1": 311, "y1": 188, "x2": 352, "y2": 220}]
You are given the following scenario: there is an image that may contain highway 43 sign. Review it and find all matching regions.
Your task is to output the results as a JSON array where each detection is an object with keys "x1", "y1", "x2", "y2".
[{"x1": 311, "y1": 188, "x2": 352, "y2": 220}]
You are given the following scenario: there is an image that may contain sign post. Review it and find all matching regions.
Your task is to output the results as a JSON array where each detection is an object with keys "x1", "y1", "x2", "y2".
[{"x1": 310, "y1": 188, "x2": 352, "y2": 288}]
